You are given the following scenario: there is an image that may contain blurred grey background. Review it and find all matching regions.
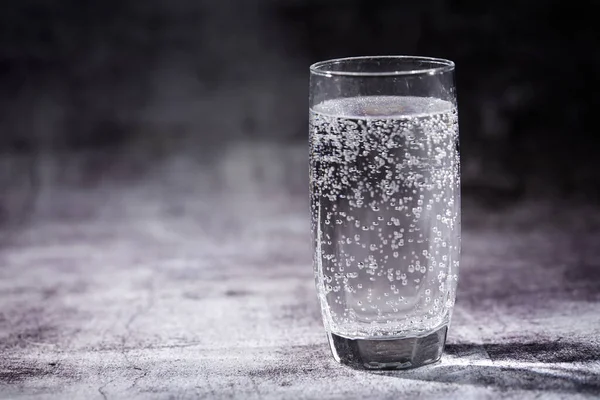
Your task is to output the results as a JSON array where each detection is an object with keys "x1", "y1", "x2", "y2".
[{"x1": 1, "y1": 0, "x2": 599, "y2": 227}]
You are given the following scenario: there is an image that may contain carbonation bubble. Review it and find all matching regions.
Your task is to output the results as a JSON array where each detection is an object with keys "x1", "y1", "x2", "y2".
[{"x1": 309, "y1": 95, "x2": 460, "y2": 338}]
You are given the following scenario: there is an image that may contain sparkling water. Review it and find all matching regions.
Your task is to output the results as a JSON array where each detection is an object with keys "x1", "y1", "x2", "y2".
[{"x1": 309, "y1": 96, "x2": 460, "y2": 340}]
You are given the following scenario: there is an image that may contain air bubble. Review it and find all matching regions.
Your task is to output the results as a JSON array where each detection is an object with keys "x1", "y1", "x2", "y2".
[{"x1": 309, "y1": 96, "x2": 459, "y2": 333}]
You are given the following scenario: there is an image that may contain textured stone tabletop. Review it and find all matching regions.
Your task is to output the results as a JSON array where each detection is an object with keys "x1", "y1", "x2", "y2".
[{"x1": 1, "y1": 143, "x2": 599, "y2": 399}]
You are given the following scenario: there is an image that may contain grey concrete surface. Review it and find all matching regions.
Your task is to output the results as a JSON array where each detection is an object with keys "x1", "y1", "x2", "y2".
[{"x1": 1, "y1": 143, "x2": 599, "y2": 399}]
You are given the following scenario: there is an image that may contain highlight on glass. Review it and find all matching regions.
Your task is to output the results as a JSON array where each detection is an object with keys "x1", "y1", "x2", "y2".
[{"x1": 309, "y1": 56, "x2": 460, "y2": 369}]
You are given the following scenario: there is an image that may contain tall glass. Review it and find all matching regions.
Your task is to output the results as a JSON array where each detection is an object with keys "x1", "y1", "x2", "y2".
[{"x1": 309, "y1": 56, "x2": 460, "y2": 369}]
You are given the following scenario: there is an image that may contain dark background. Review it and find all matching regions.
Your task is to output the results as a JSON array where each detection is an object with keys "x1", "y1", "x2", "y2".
[{"x1": 1, "y1": 0, "x2": 599, "y2": 226}]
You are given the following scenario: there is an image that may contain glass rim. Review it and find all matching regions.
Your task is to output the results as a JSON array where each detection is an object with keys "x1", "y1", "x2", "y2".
[{"x1": 310, "y1": 55, "x2": 455, "y2": 77}]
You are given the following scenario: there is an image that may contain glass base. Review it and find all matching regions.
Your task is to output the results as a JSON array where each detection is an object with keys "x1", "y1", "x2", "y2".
[{"x1": 327, "y1": 325, "x2": 448, "y2": 370}]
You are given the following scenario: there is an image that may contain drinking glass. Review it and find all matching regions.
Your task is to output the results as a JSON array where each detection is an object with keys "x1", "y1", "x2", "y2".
[{"x1": 309, "y1": 56, "x2": 460, "y2": 369}]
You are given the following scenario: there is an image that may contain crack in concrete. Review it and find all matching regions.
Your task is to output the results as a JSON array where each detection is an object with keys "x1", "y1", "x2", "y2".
[
  {"x1": 96, "y1": 279, "x2": 156, "y2": 398},
  {"x1": 97, "y1": 383, "x2": 109, "y2": 400},
  {"x1": 121, "y1": 280, "x2": 156, "y2": 392}
]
